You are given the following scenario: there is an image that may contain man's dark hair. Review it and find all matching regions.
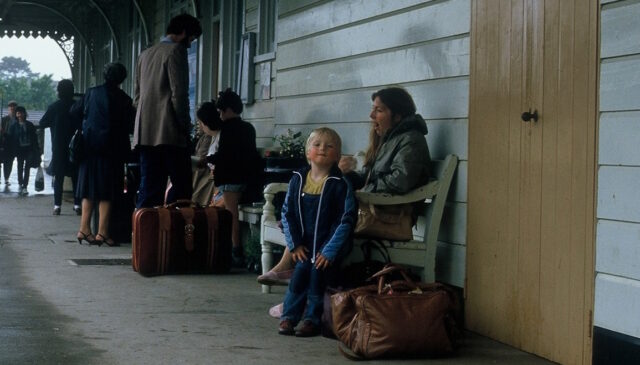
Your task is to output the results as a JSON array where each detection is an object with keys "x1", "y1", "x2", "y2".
[
  {"x1": 216, "y1": 88, "x2": 243, "y2": 114},
  {"x1": 103, "y1": 62, "x2": 127, "y2": 86},
  {"x1": 57, "y1": 79, "x2": 74, "y2": 99},
  {"x1": 197, "y1": 101, "x2": 223, "y2": 131},
  {"x1": 167, "y1": 14, "x2": 202, "y2": 39}
]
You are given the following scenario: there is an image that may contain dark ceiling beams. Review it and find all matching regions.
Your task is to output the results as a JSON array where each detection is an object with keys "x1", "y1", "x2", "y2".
[{"x1": 0, "y1": 0, "x2": 15, "y2": 20}]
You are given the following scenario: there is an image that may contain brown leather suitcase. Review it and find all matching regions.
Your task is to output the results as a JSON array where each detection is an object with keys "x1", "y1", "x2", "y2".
[{"x1": 132, "y1": 200, "x2": 232, "y2": 276}]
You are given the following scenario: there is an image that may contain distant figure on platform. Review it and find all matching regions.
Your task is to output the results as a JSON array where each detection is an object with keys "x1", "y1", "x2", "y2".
[
  {"x1": 39, "y1": 79, "x2": 82, "y2": 215},
  {"x1": 6, "y1": 106, "x2": 40, "y2": 196},
  {"x1": 133, "y1": 14, "x2": 202, "y2": 208},
  {"x1": 1, "y1": 100, "x2": 18, "y2": 185}
]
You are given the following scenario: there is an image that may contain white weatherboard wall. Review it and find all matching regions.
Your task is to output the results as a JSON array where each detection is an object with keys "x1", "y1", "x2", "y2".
[
  {"x1": 261, "y1": 0, "x2": 470, "y2": 286},
  {"x1": 242, "y1": 0, "x2": 277, "y2": 149},
  {"x1": 596, "y1": 0, "x2": 640, "y2": 339}
]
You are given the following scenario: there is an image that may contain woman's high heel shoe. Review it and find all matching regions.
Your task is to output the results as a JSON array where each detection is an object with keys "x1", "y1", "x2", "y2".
[
  {"x1": 95, "y1": 234, "x2": 119, "y2": 247},
  {"x1": 76, "y1": 231, "x2": 95, "y2": 245}
]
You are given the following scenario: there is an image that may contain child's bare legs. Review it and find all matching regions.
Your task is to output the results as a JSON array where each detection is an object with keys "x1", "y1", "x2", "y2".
[
  {"x1": 222, "y1": 190, "x2": 244, "y2": 266},
  {"x1": 222, "y1": 191, "x2": 241, "y2": 247}
]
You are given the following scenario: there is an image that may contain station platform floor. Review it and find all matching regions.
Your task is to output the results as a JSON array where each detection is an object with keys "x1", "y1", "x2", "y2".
[{"x1": 0, "y1": 172, "x2": 555, "y2": 364}]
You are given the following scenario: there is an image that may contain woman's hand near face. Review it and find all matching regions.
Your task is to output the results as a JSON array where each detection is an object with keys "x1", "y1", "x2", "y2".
[{"x1": 339, "y1": 155, "x2": 357, "y2": 173}]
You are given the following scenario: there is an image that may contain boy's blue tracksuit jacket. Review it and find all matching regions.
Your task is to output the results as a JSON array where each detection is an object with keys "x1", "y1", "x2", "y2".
[{"x1": 281, "y1": 164, "x2": 358, "y2": 263}]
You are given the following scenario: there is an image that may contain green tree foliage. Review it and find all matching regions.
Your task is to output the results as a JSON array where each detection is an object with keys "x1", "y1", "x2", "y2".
[
  {"x1": 0, "y1": 56, "x2": 57, "y2": 111},
  {"x1": 0, "y1": 56, "x2": 35, "y2": 78}
]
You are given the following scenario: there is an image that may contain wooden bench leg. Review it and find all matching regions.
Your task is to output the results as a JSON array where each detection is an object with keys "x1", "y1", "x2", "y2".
[{"x1": 261, "y1": 240, "x2": 274, "y2": 294}]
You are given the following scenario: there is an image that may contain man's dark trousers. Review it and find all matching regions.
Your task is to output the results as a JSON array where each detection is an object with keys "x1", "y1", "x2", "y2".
[{"x1": 136, "y1": 145, "x2": 192, "y2": 208}]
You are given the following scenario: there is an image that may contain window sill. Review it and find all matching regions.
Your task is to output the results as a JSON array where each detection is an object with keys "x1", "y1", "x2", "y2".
[{"x1": 254, "y1": 52, "x2": 276, "y2": 63}]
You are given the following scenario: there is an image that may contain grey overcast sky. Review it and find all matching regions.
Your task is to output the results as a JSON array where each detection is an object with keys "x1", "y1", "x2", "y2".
[{"x1": 0, "y1": 36, "x2": 72, "y2": 80}]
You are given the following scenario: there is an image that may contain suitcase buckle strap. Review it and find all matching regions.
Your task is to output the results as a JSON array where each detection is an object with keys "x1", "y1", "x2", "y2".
[
  {"x1": 184, "y1": 223, "x2": 195, "y2": 251},
  {"x1": 185, "y1": 223, "x2": 195, "y2": 234},
  {"x1": 180, "y1": 208, "x2": 196, "y2": 252}
]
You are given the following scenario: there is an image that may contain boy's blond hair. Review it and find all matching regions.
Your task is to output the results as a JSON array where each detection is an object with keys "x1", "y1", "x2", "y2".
[{"x1": 305, "y1": 127, "x2": 342, "y2": 159}]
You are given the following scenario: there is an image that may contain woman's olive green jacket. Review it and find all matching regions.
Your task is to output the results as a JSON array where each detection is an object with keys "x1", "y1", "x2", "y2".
[{"x1": 348, "y1": 114, "x2": 432, "y2": 194}]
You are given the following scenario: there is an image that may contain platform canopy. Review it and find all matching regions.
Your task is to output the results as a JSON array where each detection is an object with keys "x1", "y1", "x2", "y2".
[{"x1": 0, "y1": 0, "x2": 152, "y2": 71}]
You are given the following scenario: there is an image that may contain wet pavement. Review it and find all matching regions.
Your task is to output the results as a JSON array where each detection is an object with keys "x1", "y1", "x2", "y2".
[
  {"x1": 0, "y1": 168, "x2": 556, "y2": 365},
  {"x1": 0, "y1": 238, "x2": 104, "y2": 364}
]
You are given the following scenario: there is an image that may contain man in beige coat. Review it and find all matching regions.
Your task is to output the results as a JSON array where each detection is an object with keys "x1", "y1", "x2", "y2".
[{"x1": 133, "y1": 14, "x2": 202, "y2": 208}]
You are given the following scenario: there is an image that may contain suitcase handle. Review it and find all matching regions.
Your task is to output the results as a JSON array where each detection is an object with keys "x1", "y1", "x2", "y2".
[{"x1": 166, "y1": 199, "x2": 201, "y2": 209}]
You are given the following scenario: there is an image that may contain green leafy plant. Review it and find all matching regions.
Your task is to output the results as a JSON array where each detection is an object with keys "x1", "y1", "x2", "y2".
[{"x1": 273, "y1": 129, "x2": 305, "y2": 159}]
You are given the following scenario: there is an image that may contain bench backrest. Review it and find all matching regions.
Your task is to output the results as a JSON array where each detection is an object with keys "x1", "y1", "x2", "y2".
[{"x1": 413, "y1": 154, "x2": 458, "y2": 245}]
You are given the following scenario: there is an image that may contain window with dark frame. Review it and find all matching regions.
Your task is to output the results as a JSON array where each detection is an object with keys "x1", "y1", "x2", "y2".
[{"x1": 258, "y1": 0, "x2": 276, "y2": 55}]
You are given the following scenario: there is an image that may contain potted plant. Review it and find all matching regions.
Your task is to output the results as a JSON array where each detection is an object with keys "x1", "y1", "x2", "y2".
[{"x1": 265, "y1": 129, "x2": 307, "y2": 170}]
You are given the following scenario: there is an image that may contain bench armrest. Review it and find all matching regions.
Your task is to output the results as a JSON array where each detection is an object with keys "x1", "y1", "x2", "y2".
[
  {"x1": 263, "y1": 183, "x2": 289, "y2": 195},
  {"x1": 261, "y1": 182, "x2": 290, "y2": 223},
  {"x1": 355, "y1": 180, "x2": 439, "y2": 205}
]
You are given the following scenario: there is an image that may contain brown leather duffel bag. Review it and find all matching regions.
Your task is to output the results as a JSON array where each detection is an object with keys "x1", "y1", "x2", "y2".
[{"x1": 332, "y1": 265, "x2": 460, "y2": 359}]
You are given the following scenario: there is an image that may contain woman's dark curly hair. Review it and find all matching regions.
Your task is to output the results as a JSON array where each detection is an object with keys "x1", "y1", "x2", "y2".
[
  {"x1": 215, "y1": 88, "x2": 243, "y2": 114},
  {"x1": 103, "y1": 62, "x2": 127, "y2": 86},
  {"x1": 197, "y1": 100, "x2": 223, "y2": 131}
]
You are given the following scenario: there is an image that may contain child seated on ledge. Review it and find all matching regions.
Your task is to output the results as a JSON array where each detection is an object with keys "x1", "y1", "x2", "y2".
[{"x1": 278, "y1": 127, "x2": 357, "y2": 337}]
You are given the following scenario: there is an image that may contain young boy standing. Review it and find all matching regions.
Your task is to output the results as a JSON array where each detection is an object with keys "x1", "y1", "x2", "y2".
[{"x1": 278, "y1": 127, "x2": 357, "y2": 337}]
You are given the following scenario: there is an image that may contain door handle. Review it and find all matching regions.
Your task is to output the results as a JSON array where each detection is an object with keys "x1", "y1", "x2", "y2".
[{"x1": 521, "y1": 109, "x2": 538, "y2": 122}]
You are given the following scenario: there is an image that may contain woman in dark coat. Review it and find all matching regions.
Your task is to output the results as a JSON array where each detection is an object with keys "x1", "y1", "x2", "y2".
[
  {"x1": 39, "y1": 79, "x2": 82, "y2": 215},
  {"x1": 7, "y1": 106, "x2": 39, "y2": 196},
  {"x1": 71, "y1": 63, "x2": 135, "y2": 246}
]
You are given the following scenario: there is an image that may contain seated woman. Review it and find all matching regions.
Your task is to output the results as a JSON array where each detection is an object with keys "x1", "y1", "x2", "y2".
[
  {"x1": 258, "y1": 86, "x2": 432, "y2": 286},
  {"x1": 190, "y1": 101, "x2": 223, "y2": 206}
]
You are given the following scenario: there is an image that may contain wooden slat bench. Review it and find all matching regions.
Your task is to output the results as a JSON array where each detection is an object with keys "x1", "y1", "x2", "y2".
[{"x1": 259, "y1": 154, "x2": 458, "y2": 293}]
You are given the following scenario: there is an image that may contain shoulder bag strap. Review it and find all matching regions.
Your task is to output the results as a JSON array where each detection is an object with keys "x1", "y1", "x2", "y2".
[{"x1": 367, "y1": 239, "x2": 391, "y2": 263}]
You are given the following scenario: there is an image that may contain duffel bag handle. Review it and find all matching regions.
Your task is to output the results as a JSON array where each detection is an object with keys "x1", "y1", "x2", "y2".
[
  {"x1": 370, "y1": 264, "x2": 418, "y2": 294},
  {"x1": 166, "y1": 199, "x2": 201, "y2": 209}
]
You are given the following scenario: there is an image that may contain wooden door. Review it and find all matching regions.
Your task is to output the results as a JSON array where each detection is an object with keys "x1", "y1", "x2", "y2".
[{"x1": 467, "y1": 1, "x2": 598, "y2": 364}]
